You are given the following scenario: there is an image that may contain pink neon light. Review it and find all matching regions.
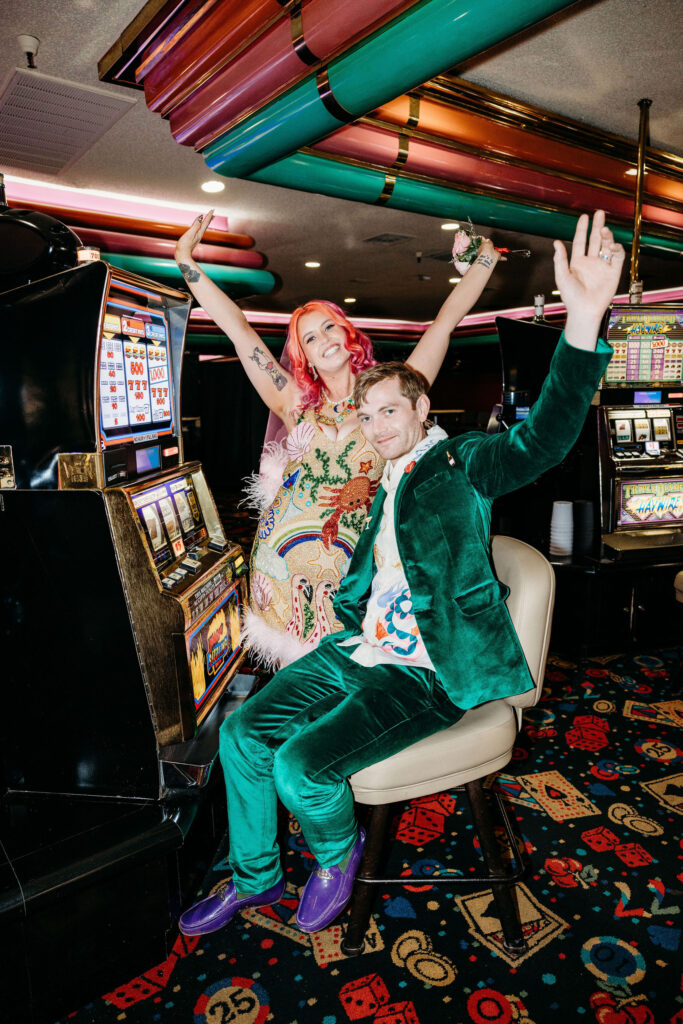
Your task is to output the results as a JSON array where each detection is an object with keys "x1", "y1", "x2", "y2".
[
  {"x1": 190, "y1": 285, "x2": 683, "y2": 333},
  {"x1": 3, "y1": 176, "x2": 230, "y2": 233}
]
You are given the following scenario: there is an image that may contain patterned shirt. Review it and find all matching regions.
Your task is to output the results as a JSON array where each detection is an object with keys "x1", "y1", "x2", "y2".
[{"x1": 338, "y1": 426, "x2": 448, "y2": 669}]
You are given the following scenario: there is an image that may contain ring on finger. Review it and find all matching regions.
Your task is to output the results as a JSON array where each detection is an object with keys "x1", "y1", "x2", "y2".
[{"x1": 599, "y1": 249, "x2": 612, "y2": 262}]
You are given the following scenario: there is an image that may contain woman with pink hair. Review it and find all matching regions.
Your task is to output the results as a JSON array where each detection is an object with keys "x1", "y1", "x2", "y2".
[{"x1": 175, "y1": 212, "x2": 501, "y2": 668}]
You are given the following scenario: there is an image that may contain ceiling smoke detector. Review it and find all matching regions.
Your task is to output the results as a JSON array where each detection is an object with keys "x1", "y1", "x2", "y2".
[{"x1": 17, "y1": 35, "x2": 39, "y2": 69}]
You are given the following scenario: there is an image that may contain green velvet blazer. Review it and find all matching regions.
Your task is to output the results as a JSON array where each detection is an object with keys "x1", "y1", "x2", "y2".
[{"x1": 333, "y1": 335, "x2": 612, "y2": 709}]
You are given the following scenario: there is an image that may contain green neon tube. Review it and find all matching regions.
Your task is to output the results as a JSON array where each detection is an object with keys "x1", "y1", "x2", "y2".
[
  {"x1": 249, "y1": 154, "x2": 683, "y2": 258},
  {"x1": 102, "y1": 254, "x2": 276, "y2": 298}
]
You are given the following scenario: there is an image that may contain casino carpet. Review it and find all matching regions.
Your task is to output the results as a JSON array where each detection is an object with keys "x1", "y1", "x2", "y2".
[{"x1": 57, "y1": 641, "x2": 683, "y2": 1024}]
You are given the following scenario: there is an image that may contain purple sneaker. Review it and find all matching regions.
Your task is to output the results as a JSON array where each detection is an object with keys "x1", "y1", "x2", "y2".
[
  {"x1": 179, "y1": 877, "x2": 285, "y2": 936},
  {"x1": 296, "y1": 828, "x2": 366, "y2": 933}
]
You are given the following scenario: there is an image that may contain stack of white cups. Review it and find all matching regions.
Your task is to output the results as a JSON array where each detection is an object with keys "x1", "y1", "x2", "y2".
[{"x1": 549, "y1": 500, "x2": 574, "y2": 556}]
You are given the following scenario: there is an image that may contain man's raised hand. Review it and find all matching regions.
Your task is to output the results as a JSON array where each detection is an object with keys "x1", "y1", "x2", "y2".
[{"x1": 553, "y1": 210, "x2": 625, "y2": 350}]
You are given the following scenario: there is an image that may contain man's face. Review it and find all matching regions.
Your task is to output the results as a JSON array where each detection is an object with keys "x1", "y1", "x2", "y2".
[{"x1": 358, "y1": 377, "x2": 430, "y2": 464}]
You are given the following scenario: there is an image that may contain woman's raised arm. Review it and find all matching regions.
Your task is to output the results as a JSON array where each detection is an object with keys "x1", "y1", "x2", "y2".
[
  {"x1": 406, "y1": 239, "x2": 501, "y2": 386},
  {"x1": 175, "y1": 211, "x2": 300, "y2": 420}
]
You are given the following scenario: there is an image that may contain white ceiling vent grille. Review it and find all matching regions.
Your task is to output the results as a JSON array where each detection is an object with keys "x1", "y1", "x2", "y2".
[{"x1": 0, "y1": 68, "x2": 136, "y2": 175}]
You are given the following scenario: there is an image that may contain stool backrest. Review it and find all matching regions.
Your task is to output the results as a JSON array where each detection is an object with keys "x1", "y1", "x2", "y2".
[{"x1": 491, "y1": 535, "x2": 556, "y2": 711}]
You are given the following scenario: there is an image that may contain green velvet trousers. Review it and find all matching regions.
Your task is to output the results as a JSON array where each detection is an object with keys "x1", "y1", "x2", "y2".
[{"x1": 218, "y1": 636, "x2": 464, "y2": 895}]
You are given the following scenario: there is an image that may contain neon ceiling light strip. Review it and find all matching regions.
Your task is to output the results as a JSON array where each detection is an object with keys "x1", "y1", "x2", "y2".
[
  {"x1": 190, "y1": 285, "x2": 683, "y2": 332},
  {"x1": 3, "y1": 175, "x2": 230, "y2": 232}
]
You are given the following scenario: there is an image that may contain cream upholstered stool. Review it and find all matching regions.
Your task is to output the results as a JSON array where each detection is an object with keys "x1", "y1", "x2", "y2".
[
  {"x1": 341, "y1": 535, "x2": 556, "y2": 956},
  {"x1": 676, "y1": 571, "x2": 683, "y2": 606}
]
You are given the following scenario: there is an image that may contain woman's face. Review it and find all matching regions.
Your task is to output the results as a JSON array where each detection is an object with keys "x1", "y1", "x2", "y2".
[{"x1": 297, "y1": 309, "x2": 351, "y2": 378}]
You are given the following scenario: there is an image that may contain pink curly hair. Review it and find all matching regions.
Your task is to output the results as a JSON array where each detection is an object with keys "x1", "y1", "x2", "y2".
[{"x1": 285, "y1": 300, "x2": 376, "y2": 410}]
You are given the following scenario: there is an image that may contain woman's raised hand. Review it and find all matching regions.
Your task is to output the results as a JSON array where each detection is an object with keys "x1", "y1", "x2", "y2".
[{"x1": 175, "y1": 210, "x2": 214, "y2": 264}]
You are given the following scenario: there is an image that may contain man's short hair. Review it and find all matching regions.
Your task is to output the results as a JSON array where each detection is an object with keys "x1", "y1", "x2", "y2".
[{"x1": 353, "y1": 361, "x2": 429, "y2": 409}]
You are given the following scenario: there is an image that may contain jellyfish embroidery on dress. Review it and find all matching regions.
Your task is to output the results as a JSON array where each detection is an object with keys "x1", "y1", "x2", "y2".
[{"x1": 373, "y1": 583, "x2": 424, "y2": 660}]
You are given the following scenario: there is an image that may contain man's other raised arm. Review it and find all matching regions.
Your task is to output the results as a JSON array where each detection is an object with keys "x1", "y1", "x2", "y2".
[{"x1": 458, "y1": 211, "x2": 624, "y2": 499}]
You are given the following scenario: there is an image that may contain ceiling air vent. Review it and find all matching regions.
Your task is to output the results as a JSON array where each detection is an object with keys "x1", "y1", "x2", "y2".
[
  {"x1": 363, "y1": 233, "x2": 415, "y2": 245},
  {"x1": 425, "y1": 250, "x2": 455, "y2": 262},
  {"x1": 0, "y1": 68, "x2": 136, "y2": 175}
]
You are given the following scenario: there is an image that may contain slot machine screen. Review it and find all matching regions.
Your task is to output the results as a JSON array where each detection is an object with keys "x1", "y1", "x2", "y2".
[
  {"x1": 188, "y1": 585, "x2": 244, "y2": 713},
  {"x1": 97, "y1": 280, "x2": 175, "y2": 450},
  {"x1": 617, "y1": 476, "x2": 683, "y2": 529},
  {"x1": 603, "y1": 305, "x2": 683, "y2": 386},
  {"x1": 133, "y1": 474, "x2": 208, "y2": 569}
]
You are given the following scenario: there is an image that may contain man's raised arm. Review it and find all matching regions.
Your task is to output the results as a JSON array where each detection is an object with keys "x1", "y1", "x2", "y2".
[{"x1": 457, "y1": 210, "x2": 624, "y2": 499}]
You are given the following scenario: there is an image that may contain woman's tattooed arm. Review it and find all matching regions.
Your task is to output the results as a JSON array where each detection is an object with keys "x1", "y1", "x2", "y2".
[
  {"x1": 178, "y1": 262, "x2": 201, "y2": 283},
  {"x1": 249, "y1": 346, "x2": 287, "y2": 390}
]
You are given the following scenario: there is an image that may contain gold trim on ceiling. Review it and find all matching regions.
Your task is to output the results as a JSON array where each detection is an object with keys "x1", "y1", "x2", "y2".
[
  {"x1": 358, "y1": 114, "x2": 683, "y2": 216},
  {"x1": 421, "y1": 74, "x2": 683, "y2": 182},
  {"x1": 376, "y1": 174, "x2": 397, "y2": 205},
  {"x1": 290, "y1": 2, "x2": 320, "y2": 67},
  {"x1": 100, "y1": 0, "x2": 300, "y2": 93},
  {"x1": 392, "y1": 133, "x2": 410, "y2": 168}
]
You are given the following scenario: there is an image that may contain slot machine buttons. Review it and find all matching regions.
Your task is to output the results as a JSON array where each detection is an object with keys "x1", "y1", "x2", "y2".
[
  {"x1": 169, "y1": 570, "x2": 184, "y2": 581},
  {"x1": 175, "y1": 566, "x2": 188, "y2": 577},
  {"x1": 180, "y1": 559, "x2": 199, "y2": 575},
  {"x1": 161, "y1": 577, "x2": 175, "y2": 590}
]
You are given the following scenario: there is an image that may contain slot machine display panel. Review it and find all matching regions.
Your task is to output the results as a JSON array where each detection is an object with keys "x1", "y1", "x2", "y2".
[{"x1": 598, "y1": 304, "x2": 683, "y2": 555}]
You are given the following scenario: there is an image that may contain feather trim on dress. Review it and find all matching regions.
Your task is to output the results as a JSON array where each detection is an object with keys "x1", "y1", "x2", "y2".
[
  {"x1": 241, "y1": 607, "x2": 310, "y2": 671},
  {"x1": 241, "y1": 440, "x2": 289, "y2": 515}
]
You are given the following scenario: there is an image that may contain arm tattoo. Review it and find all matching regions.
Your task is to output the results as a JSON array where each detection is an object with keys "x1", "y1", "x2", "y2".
[
  {"x1": 475, "y1": 254, "x2": 494, "y2": 269},
  {"x1": 178, "y1": 262, "x2": 201, "y2": 283},
  {"x1": 249, "y1": 346, "x2": 287, "y2": 391}
]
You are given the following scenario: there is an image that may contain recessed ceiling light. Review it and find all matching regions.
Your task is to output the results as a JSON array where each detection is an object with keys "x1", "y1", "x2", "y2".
[
  {"x1": 624, "y1": 168, "x2": 639, "y2": 176},
  {"x1": 305, "y1": 260, "x2": 321, "y2": 268},
  {"x1": 201, "y1": 180, "x2": 225, "y2": 193},
  {"x1": 448, "y1": 277, "x2": 461, "y2": 284},
  {"x1": 552, "y1": 290, "x2": 561, "y2": 296},
  {"x1": 441, "y1": 222, "x2": 460, "y2": 230},
  {"x1": 344, "y1": 297, "x2": 356, "y2": 303}
]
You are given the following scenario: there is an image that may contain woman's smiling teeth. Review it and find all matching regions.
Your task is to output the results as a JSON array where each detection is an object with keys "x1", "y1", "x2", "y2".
[{"x1": 323, "y1": 344, "x2": 340, "y2": 358}]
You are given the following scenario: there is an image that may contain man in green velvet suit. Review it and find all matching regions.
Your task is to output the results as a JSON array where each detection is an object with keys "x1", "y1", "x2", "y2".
[{"x1": 179, "y1": 211, "x2": 625, "y2": 938}]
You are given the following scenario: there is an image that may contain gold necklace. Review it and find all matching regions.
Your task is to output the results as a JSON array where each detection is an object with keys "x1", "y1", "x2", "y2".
[{"x1": 316, "y1": 393, "x2": 356, "y2": 426}]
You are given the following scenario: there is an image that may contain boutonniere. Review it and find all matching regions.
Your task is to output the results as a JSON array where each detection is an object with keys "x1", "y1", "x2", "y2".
[
  {"x1": 452, "y1": 218, "x2": 530, "y2": 274},
  {"x1": 404, "y1": 461, "x2": 416, "y2": 474}
]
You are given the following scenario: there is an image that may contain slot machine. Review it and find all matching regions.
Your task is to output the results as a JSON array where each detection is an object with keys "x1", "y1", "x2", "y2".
[
  {"x1": 488, "y1": 316, "x2": 564, "y2": 546},
  {"x1": 598, "y1": 303, "x2": 683, "y2": 557},
  {"x1": 0, "y1": 243, "x2": 249, "y2": 1021}
]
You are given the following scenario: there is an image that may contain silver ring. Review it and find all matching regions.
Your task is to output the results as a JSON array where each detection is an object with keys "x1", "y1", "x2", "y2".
[{"x1": 599, "y1": 249, "x2": 612, "y2": 262}]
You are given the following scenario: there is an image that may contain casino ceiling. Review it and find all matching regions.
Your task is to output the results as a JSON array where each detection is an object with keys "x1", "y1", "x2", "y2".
[{"x1": 0, "y1": 0, "x2": 682, "y2": 323}]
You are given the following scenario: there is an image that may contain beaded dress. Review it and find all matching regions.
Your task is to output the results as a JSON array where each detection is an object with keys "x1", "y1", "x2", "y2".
[{"x1": 242, "y1": 397, "x2": 384, "y2": 669}]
